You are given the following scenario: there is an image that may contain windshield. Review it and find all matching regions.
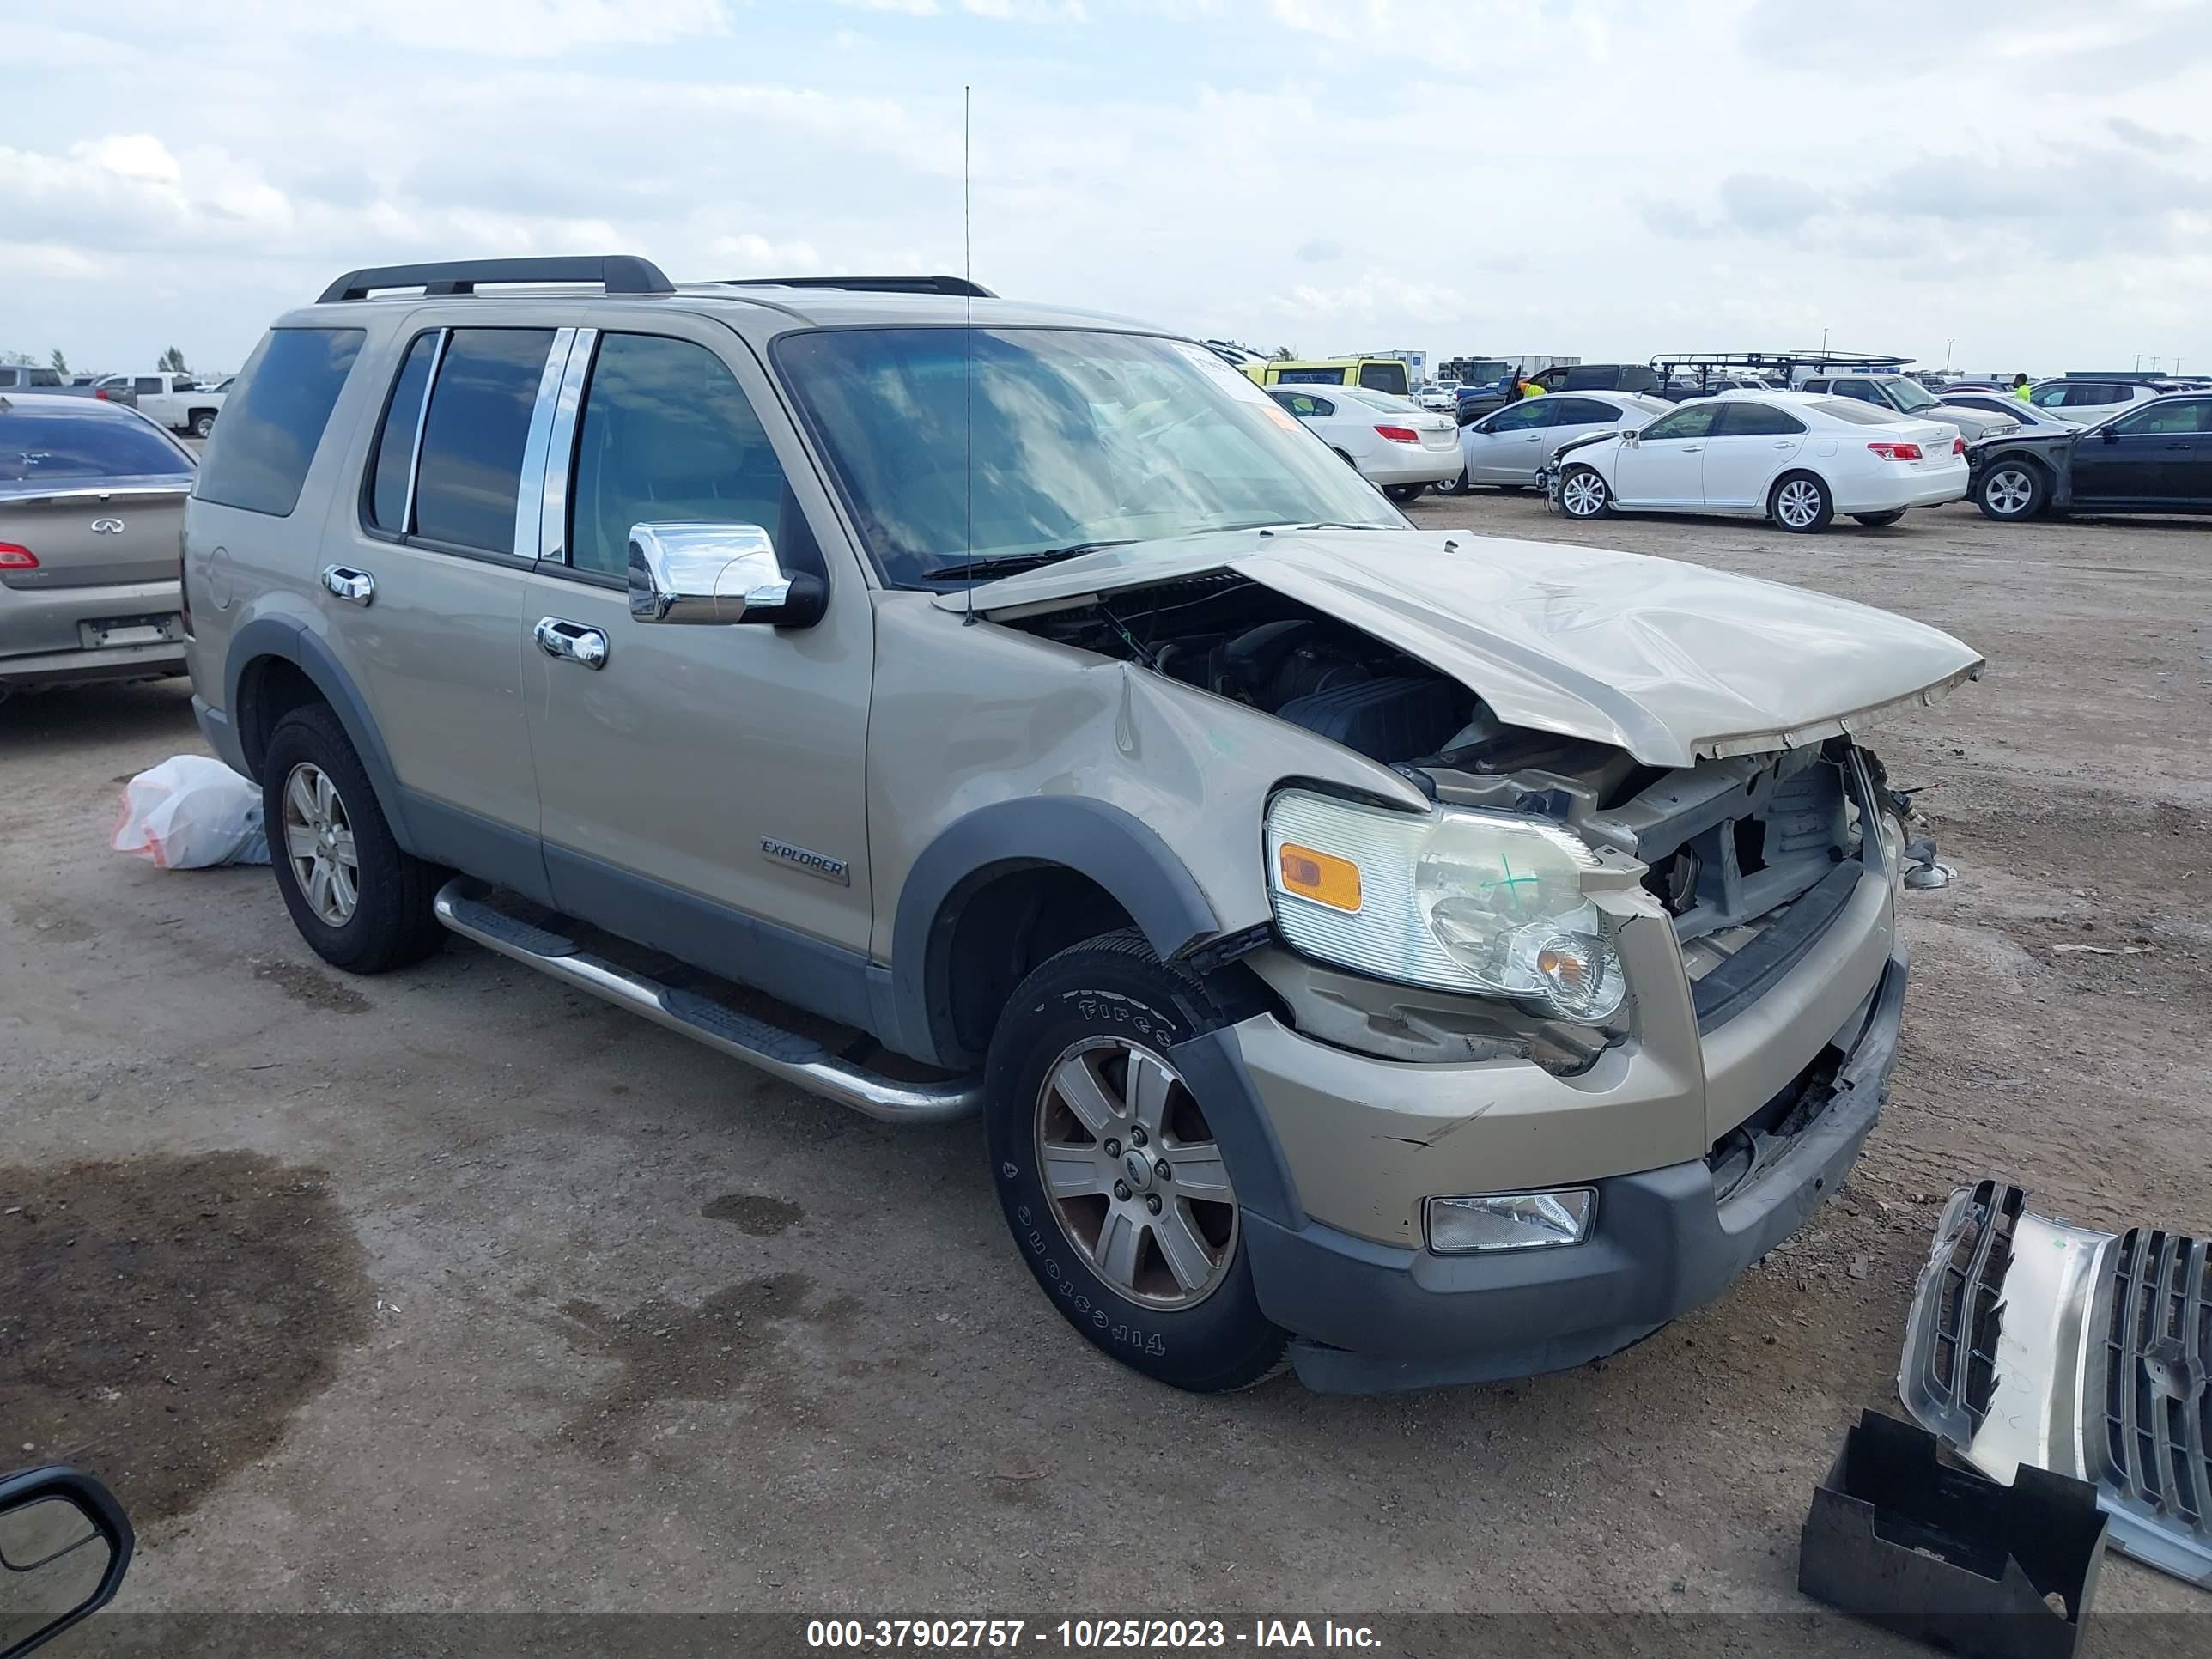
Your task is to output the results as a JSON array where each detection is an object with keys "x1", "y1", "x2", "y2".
[
  {"x1": 1886, "y1": 378, "x2": 1938, "y2": 411},
  {"x1": 0, "y1": 409, "x2": 193, "y2": 483},
  {"x1": 775, "y1": 327, "x2": 1401, "y2": 586}
]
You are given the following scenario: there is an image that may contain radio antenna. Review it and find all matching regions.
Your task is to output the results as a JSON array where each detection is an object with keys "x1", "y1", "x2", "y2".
[{"x1": 962, "y1": 83, "x2": 977, "y2": 626}]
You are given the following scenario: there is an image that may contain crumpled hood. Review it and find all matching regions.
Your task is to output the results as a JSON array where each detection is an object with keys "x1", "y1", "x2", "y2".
[{"x1": 947, "y1": 528, "x2": 1984, "y2": 768}]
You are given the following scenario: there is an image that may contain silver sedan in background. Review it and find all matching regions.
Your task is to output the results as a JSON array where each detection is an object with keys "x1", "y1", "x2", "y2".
[{"x1": 1435, "y1": 391, "x2": 1674, "y2": 495}]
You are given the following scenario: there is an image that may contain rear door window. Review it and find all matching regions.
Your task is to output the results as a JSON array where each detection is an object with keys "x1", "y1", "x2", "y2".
[
  {"x1": 410, "y1": 329, "x2": 556, "y2": 553},
  {"x1": 193, "y1": 327, "x2": 364, "y2": 516},
  {"x1": 566, "y1": 332, "x2": 806, "y2": 579},
  {"x1": 1717, "y1": 402, "x2": 1808, "y2": 436},
  {"x1": 1548, "y1": 398, "x2": 1617, "y2": 425}
]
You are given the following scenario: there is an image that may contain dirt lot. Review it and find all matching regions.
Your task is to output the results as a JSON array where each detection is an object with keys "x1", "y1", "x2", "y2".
[{"x1": 3, "y1": 495, "x2": 2208, "y2": 1637}]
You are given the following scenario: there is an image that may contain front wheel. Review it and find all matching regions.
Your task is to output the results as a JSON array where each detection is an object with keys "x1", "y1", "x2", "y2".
[
  {"x1": 986, "y1": 933, "x2": 1286, "y2": 1393},
  {"x1": 1558, "y1": 465, "x2": 1611, "y2": 519},
  {"x1": 1852, "y1": 509, "x2": 1906, "y2": 527},
  {"x1": 1431, "y1": 469, "x2": 1469, "y2": 496},
  {"x1": 190, "y1": 412, "x2": 216, "y2": 439},
  {"x1": 1771, "y1": 471, "x2": 1834, "y2": 533},
  {"x1": 1977, "y1": 461, "x2": 2046, "y2": 520}
]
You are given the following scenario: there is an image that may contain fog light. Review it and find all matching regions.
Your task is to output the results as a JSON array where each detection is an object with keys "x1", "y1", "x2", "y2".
[{"x1": 1427, "y1": 1189, "x2": 1595, "y2": 1254}]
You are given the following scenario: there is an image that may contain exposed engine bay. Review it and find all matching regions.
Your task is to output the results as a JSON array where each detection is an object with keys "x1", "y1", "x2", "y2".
[
  {"x1": 1010, "y1": 573, "x2": 1481, "y2": 766},
  {"x1": 1015, "y1": 573, "x2": 1882, "y2": 1041}
]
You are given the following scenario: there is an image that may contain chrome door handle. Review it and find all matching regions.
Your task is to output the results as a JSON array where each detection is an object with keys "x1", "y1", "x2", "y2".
[
  {"x1": 320, "y1": 565, "x2": 374, "y2": 605},
  {"x1": 1521, "y1": 434, "x2": 1542, "y2": 441},
  {"x1": 1772, "y1": 441, "x2": 1796, "y2": 448},
  {"x1": 1682, "y1": 445, "x2": 1704, "y2": 453},
  {"x1": 534, "y1": 617, "x2": 608, "y2": 669}
]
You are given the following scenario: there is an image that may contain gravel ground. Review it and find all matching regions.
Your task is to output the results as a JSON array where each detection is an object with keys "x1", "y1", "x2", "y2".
[{"x1": 3, "y1": 494, "x2": 2208, "y2": 1639}]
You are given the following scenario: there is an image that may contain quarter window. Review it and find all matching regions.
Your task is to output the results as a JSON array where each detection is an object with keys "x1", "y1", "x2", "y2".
[
  {"x1": 193, "y1": 327, "x2": 364, "y2": 517},
  {"x1": 1357, "y1": 362, "x2": 1409, "y2": 396},
  {"x1": 366, "y1": 332, "x2": 441, "y2": 533},
  {"x1": 410, "y1": 329, "x2": 556, "y2": 554},
  {"x1": 568, "y1": 333, "x2": 805, "y2": 580},
  {"x1": 1269, "y1": 391, "x2": 1334, "y2": 418},
  {"x1": 1833, "y1": 380, "x2": 1877, "y2": 404}
]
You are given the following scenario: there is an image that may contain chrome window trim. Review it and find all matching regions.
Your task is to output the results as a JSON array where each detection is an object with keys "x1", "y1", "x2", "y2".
[
  {"x1": 538, "y1": 326, "x2": 597, "y2": 563},
  {"x1": 513, "y1": 326, "x2": 579, "y2": 562},
  {"x1": 399, "y1": 328, "x2": 449, "y2": 537}
]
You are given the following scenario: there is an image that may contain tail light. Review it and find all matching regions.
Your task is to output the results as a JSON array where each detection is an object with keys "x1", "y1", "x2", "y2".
[
  {"x1": 1953, "y1": 436, "x2": 1967, "y2": 455},
  {"x1": 1375, "y1": 424, "x2": 1420, "y2": 444},
  {"x1": 1867, "y1": 441, "x2": 1923, "y2": 461},
  {"x1": 0, "y1": 543, "x2": 37, "y2": 568},
  {"x1": 94, "y1": 388, "x2": 110, "y2": 400}
]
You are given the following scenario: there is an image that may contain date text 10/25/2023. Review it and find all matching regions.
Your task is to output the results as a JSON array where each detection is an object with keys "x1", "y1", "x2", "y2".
[{"x1": 805, "y1": 1619, "x2": 1382, "y2": 1650}]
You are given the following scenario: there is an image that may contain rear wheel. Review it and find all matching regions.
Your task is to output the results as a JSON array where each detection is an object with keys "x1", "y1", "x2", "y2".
[
  {"x1": 1432, "y1": 469, "x2": 1470, "y2": 496},
  {"x1": 1771, "y1": 471, "x2": 1834, "y2": 533},
  {"x1": 1558, "y1": 465, "x2": 1611, "y2": 519},
  {"x1": 986, "y1": 933, "x2": 1286, "y2": 1393},
  {"x1": 262, "y1": 703, "x2": 445, "y2": 974},
  {"x1": 1977, "y1": 461, "x2": 2046, "y2": 520},
  {"x1": 1852, "y1": 509, "x2": 1906, "y2": 526},
  {"x1": 1385, "y1": 483, "x2": 1425, "y2": 504},
  {"x1": 190, "y1": 411, "x2": 216, "y2": 438}
]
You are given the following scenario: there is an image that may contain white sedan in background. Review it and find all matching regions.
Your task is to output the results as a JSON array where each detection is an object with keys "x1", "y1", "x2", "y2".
[
  {"x1": 1549, "y1": 392, "x2": 1967, "y2": 532},
  {"x1": 1436, "y1": 391, "x2": 1674, "y2": 495},
  {"x1": 1268, "y1": 386, "x2": 1462, "y2": 501}
]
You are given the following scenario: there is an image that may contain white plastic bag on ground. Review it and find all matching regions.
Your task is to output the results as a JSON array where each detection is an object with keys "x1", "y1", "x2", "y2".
[{"x1": 111, "y1": 755, "x2": 271, "y2": 868}]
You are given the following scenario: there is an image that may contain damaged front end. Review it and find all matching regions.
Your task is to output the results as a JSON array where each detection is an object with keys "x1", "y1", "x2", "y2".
[{"x1": 1900, "y1": 1178, "x2": 2212, "y2": 1587}]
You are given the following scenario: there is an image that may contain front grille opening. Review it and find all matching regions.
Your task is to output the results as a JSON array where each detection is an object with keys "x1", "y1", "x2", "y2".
[
  {"x1": 1928, "y1": 1182, "x2": 2021, "y2": 1430},
  {"x1": 1733, "y1": 814, "x2": 1768, "y2": 877}
]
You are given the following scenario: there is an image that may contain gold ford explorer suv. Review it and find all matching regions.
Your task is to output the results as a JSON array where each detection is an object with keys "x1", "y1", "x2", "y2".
[{"x1": 183, "y1": 257, "x2": 1981, "y2": 1394}]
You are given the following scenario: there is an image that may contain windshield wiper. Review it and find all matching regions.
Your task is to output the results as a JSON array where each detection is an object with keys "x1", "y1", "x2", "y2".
[{"x1": 914, "y1": 539, "x2": 1136, "y2": 584}]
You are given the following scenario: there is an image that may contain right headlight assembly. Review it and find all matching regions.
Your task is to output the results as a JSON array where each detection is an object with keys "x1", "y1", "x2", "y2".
[{"x1": 1265, "y1": 787, "x2": 1626, "y2": 1024}]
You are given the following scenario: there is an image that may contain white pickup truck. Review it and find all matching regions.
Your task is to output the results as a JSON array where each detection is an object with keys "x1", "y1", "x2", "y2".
[{"x1": 95, "y1": 373, "x2": 226, "y2": 437}]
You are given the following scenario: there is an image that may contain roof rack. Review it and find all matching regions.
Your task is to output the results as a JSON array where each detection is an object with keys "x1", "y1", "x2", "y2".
[
  {"x1": 1649, "y1": 350, "x2": 1913, "y2": 374},
  {"x1": 719, "y1": 275, "x2": 996, "y2": 299},
  {"x1": 317, "y1": 256, "x2": 675, "y2": 304}
]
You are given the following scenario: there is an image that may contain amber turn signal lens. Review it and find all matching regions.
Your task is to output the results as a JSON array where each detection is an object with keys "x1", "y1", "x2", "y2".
[{"x1": 1278, "y1": 843, "x2": 1361, "y2": 912}]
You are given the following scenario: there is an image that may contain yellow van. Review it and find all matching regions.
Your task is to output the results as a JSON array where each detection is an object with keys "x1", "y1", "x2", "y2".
[{"x1": 1243, "y1": 357, "x2": 1413, "y2": 398}]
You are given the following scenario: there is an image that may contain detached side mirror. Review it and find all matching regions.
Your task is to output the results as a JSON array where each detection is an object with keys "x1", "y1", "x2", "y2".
[
  {"x1": 627, "y1": 523, "x2": 827, "y2": 629},
  {"x1": 0, "y1": 1465, "x2": 134, "y2": 1657}
]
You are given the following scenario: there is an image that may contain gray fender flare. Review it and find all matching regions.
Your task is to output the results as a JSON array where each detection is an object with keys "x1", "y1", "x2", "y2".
[
  {"x1": 224, "y1": 617, "x2": 414, "y2": 848},
  {"x1": 884, "y1": 797, "x2": 1222, "y2": 1069}
]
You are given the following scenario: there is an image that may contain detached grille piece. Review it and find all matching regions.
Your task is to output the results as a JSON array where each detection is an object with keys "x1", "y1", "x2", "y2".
[{"x1": 2102, "y1": 1226, "x2": 2211, "y2": 1540}]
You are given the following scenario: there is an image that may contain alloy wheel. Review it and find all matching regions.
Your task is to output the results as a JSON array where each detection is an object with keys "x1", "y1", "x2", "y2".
[
  {"x1": 282, "y1": 762, "x2": 360, "y2": 926},
  {"x1": 1032, "y1": 1037, "x2": 1238, "y2": 1310},
  {"x1": 1776, "y1": 478, "x2": 1824, "y2": 528},
  {"x1": 1984, "y1": 468, "x2": 2035, "y2": 516},
  {"x1": 1559, "y1": 470, "x2": 1607, "y2": 517}
]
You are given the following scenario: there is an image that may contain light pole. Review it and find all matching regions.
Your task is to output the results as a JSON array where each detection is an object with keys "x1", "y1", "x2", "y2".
[{"x1": 1944, "y1": 337, "x2": 1954, "y2": 371}]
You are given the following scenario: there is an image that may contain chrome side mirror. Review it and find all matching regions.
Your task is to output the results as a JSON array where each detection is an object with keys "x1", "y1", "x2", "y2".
[{"x1": 627, "y1": 524, "x2": 826, "y2": 628}]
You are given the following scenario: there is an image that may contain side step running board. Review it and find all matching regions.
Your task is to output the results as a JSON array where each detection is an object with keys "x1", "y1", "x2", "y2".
[{"x1": 432, "y1": 879, "x2": 981, "y2": 1124}]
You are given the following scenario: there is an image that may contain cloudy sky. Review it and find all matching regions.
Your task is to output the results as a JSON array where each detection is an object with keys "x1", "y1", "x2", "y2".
[{"x1": 6, "y1": 0, "x2": 2210, "y2": 378}]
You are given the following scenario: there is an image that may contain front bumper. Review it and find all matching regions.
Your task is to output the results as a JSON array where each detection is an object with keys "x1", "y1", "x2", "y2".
[{"x1": 1235, "y1": 945, "x2": 1908, "y2": 1393}]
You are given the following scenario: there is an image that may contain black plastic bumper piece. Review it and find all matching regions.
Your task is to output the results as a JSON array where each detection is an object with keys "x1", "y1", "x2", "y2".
[
  {"x1": 1799, "y1": 1410, "x2": 2107, "y2": 1659},
  {"x1": 1249, "y1": 945, "x2": 1908, "y2": 1394}
]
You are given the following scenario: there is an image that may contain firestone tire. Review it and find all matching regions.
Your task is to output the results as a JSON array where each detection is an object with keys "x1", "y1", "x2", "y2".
[
  {"x1": 985, "y1": 932, "x2": 1288, "y2": 1394},
  {"x1": 262, "y1": 703, "x2": 446, "y2": 975}
]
